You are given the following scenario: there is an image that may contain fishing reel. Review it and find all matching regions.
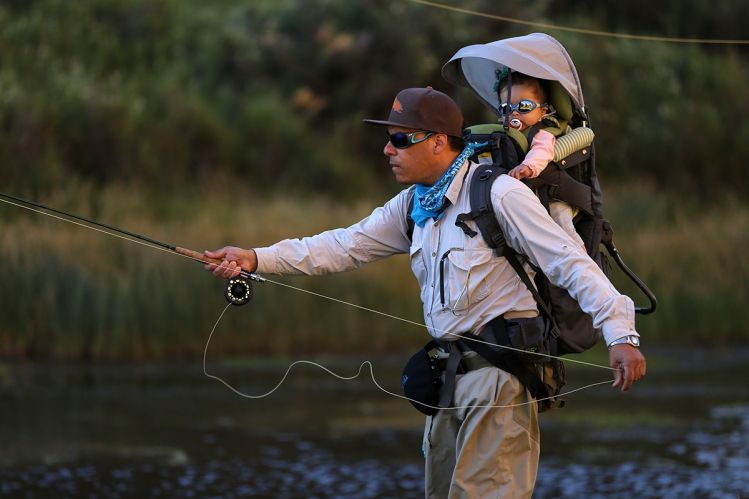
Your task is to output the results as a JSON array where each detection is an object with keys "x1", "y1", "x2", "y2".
[{"x1": 224, "y1": 277, "x2": 253, "y2": 306}]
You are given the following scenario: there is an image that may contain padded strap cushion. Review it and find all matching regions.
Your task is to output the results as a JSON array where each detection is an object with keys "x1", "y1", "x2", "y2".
[
  {"x1": 465, "y1": 124, "x2": 529, "y2": 154},
  {"x1": 553, "y1": 127, "x2": 594, "y2": 163}
]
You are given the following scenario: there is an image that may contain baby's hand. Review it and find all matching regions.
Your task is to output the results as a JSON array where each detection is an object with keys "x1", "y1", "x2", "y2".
[{"x1": 508, "y1": 164, "x2": 533, "y2": 180}]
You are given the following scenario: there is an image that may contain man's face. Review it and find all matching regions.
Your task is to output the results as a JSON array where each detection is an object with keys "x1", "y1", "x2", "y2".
[{"x1": 383, "y1": 127, "x2": 441, "y2": 185}]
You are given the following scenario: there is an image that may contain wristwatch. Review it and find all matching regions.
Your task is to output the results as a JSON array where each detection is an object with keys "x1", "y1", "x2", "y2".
[{"x1": 608, "y1": 335, "x2": 640, "y2": 348}]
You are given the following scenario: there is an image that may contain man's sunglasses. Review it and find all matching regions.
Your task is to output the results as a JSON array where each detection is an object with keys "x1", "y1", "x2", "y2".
[
  {"x1": 386, "y1": 131, "x2": 434, "y2": 149},
  {"x1": 498, "y1": 99, "x2": 547, "y2": 116}
]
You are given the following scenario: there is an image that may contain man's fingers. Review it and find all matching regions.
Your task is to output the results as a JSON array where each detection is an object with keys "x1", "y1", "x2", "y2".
[
  {"x1": 203, "y1": 247, "x2": 254, "y2": 277},
  {"x1": 611, "y1": 366, "x2": 632, "y2": 392},
  {"x1": 614, "y1": 365, "x2": 637, "y2": 392},
  {"x1": 210, "y1": 260, "x2": 241, "y2": 278},
  {"x1": 612, "y1": 366, "x2": 622, "y2": 388},
  {"x1": 629, "y1": 359, "x2": 645, "y2": 382},
  {"x1": 609, "y1": 345, "x2": 647, "y2": 393},
  {"x1": 621, "y1": 367, "x2": 633, "y2": 392},
  {"x1": 203, "y1": 249, "x2": 228, "y2": 272},
  {"x1": 204, "y1": 249, "x2": 226, "y2": 259},
  {"x1": 221, "y1": 260, "x2": 238, "y2": 278}
]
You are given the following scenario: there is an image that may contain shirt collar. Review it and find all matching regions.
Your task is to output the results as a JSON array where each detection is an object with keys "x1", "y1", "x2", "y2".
[{"x1": 444, "y1": 159, "x2": 471, "y2": 206}]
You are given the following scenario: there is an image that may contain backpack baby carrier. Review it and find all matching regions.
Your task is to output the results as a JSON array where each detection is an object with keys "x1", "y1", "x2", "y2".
[{"x1": 435, "y1": 33, "x2": 656, "y2": 409}]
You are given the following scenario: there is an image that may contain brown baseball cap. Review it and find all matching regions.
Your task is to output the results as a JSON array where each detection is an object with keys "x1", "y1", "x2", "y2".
[{"x1": 364, "y1": 87, "x2": 463, "y2": 137}]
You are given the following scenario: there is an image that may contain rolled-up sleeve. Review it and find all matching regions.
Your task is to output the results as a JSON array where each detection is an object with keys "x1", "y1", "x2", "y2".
[
  {"x1": 255, "y1": 190, "x2": 412, "y2": 275},
  {"x1": 493, "y1": 180, "x2": 637, "y2": 345}
]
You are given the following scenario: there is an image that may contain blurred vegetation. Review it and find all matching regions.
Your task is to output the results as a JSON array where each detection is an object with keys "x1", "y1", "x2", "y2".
[
  {"x1": 0, "y1": 187, "x2": 426, "y2": 360},
  {"x1": 1, "y1": 0, "x2": 748, "y2": 359},
  {"x1": 0, "y1": 184, "x2": 747, "y2": 359},
  {"x1": 1, "y1": 0, "x2": 747, "y2": 198}
]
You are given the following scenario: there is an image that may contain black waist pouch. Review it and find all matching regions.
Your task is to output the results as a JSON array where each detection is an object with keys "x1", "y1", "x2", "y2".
[
  {"x1": 506, "y1": 316, "x2": 549, "y2": 362},
  {"x1": 401, "y1": 341, "x2": 442, "y2": 415}
]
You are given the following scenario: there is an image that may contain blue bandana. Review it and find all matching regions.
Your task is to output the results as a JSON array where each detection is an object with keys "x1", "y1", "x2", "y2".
[{"x1": 411, "y1": 142, "x2": 484, "y2": 227}]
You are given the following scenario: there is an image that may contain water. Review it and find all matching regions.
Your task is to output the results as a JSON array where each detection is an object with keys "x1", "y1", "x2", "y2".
[{"x1": 1, "y1": 348, "x2": 748, "y2": 498}]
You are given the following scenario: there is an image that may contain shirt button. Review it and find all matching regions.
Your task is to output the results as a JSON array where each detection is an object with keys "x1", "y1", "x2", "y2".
[{"x1": 432, "y1": 251, "x2": 436, "y2": 256}]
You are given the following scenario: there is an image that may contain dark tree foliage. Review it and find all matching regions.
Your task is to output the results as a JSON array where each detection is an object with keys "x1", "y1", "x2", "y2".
[{"x1": 0, "y1": 0, "x2": 747, "y2": 199}]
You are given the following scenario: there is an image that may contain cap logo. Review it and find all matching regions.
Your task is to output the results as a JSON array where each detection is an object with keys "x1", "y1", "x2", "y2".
[{"x1": 392, "y1": 97, "x2": 404, "y2": 113}]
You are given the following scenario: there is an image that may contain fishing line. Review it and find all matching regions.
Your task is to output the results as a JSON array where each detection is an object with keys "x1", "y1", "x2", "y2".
[
  {"x1": 0, "y1": 196, "x2": 175, "y2": 256},
  {"x1": 246, "y1": 277, "x2": 617, "y2": 373},
  {"x1": 0, "y1": 194, "x2": 259, "y2": 279},
  {"x1": 0, "y1": 193, "x2": 614, "y2": 372},
  {"x1": 1, "y1": 193, "x2": 619, "y2": 408},
  {"x1": 203, "y1": 303, "x2": 614, "y2": 410},
  {"x1": 406, "y1": 0, "x2": 749, "y2": 45}
]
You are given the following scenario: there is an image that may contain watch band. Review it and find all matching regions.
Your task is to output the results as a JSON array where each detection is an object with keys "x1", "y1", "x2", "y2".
[{"x1": 608, "y1": 335, "x2": 640, "y2": 348}]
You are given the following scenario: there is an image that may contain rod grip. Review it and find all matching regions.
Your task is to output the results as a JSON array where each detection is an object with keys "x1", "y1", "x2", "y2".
[{"x1": 175, "y1": 246, "x2": 223, "y2": 265}]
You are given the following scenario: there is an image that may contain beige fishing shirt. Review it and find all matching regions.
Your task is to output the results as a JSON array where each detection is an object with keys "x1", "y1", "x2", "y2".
[{"x1": 254, "y1": 160, "x2": 637, "y2": 346}]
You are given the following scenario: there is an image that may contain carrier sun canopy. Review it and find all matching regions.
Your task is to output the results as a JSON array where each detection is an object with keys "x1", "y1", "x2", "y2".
[{"x1": 442, "y1": 33, "x2": 585, "y2": 117}]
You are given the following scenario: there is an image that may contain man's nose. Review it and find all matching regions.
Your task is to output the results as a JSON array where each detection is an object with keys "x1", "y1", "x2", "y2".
[{"x1": 384, "y1": 141, "x2": 397, "y2": 156}]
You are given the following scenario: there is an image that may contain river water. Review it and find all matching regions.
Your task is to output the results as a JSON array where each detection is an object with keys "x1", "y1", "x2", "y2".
[{"x1": 1, "y1": 347, "x2": 747, "y2": 498}]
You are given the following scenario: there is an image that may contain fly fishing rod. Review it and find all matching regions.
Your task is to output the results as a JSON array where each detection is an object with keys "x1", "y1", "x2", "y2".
[
  {"x1": 0, "y1": 191, "x2": 264, "y2": 306},
  {"x1": 0, "y1": 191, "x2": 630, "y2": 382}
]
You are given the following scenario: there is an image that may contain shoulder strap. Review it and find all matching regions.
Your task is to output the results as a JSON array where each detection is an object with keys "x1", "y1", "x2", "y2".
[
  {"x1": 504, "y1": 251, "x2": 560, "y2": 342},
  {"x1": 405, "y1": 185, "x2": 416, "y2": 242},
  {"x1": 465, "y1": 165, "x2": 511, "y2": 252},
  {"x1": 457, "y1": 165, "x2": 560, "y2": 336}
]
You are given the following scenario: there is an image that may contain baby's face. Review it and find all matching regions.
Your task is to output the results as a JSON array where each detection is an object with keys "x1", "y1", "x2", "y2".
[{"x1": 500, "y1": 83, "x2": 547, "y2": 131}]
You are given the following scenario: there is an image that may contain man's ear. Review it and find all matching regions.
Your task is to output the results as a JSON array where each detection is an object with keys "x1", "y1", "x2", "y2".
[{"x1": 431, "y1": 133, "x2": 448, "y2": 154}]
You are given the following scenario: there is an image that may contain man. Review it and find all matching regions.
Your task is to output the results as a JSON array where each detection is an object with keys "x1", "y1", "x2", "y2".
[{"x1": 204, "y1": 87, "x2": 646, "y2": 498}]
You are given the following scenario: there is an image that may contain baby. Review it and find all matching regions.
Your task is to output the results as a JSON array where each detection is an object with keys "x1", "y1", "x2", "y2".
[{"x1": 498, "y1": 72, "x2": 585, "y2": 249}]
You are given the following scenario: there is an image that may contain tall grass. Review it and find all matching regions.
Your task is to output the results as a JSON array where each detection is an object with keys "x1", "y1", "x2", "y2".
[
  {"x1": 1, "y1": 182, "x2": 746, "y2": 360},
  {"x1": 0, "y1": 184, "x2": 424, "y2": 360},
  {"x1": 604, "y1": 183, "x2": 749, "y2": 343}
]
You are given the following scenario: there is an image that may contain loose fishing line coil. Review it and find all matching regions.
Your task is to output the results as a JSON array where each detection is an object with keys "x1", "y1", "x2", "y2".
[{"x1": 202, "y1": 302, "x2": 614, "y2": 410}]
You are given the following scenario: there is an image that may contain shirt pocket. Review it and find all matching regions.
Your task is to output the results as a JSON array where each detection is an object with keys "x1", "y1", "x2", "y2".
[
  {"x1": 442, "y1": 247, "x2": 494, "y2": 315},
  {"x1": 409, "y1": 244, "x2": 429, "y2": 303}
]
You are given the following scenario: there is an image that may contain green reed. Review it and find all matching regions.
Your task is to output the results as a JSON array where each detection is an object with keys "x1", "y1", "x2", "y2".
[{"x1": 1, "y1": 183, "x2": 746, "y2": 360}]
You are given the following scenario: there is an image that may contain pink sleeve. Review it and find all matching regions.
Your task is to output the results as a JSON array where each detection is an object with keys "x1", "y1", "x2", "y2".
[{"x1": 521, "y1": 129, "x2": 556, "y2": 178}]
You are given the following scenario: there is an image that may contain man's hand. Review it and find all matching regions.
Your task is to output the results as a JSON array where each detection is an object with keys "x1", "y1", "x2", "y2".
[
  {"x1": 203, "y1": 246, "x2": 258, "y2": 279},
  {"x1": 609, "y1": 345, "x2": 646, "y2": 392}
]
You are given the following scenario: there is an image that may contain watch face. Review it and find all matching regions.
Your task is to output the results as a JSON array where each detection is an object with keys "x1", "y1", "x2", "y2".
[{"x1": 629, "y1": 336, "x2": 640, "y2": 347}]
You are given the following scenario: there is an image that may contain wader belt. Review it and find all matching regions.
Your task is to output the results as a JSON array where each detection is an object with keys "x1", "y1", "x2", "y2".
[{"x1": 436, "y1": 316, "x2": 547, "y2": 408}]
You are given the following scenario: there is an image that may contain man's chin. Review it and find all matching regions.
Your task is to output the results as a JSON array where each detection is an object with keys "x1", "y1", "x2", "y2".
[
  {"x1": 390, "y1": 166, "x2": 408, "y2": 184},
  {"x1": 392, "y1": 174, "x2": 413, "y2": 185}
]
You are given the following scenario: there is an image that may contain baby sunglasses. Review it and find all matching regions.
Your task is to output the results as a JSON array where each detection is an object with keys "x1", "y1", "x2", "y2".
[
  {"x1": 386, "y1": 131, "x2": 434, "y2": 149},
  {"x1": 498, "y1": 99, "x2": 547, "y2": 116}
]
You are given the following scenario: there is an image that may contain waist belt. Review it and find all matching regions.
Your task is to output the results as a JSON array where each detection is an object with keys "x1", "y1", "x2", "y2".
[
  {"x1": 436, "y1": 347, "x2": 494, "y2": 373},
  {"x1": 460, "y1": 353, "x2": 494, "y2": 371},
  {"x1": 435, "y1": 316, "x2": 547, "y2": 409}
]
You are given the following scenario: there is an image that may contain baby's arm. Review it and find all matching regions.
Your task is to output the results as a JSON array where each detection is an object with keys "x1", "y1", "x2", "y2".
[{"x1": 508, "y1": 129, "x2": 556, "y2": 179}]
